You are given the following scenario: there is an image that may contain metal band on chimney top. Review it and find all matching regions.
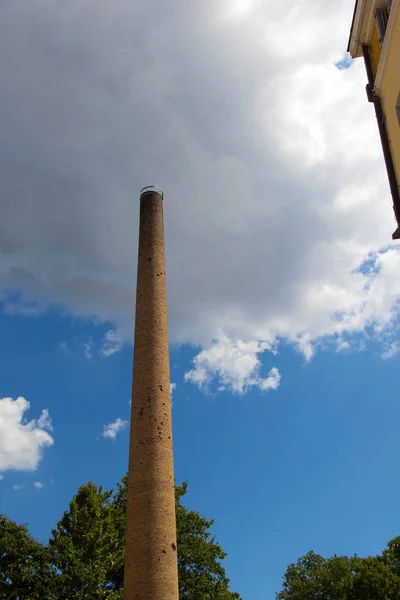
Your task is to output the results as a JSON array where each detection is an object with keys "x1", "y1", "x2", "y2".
[{"x1": 140, "y1": 185, "x2": 164, "y2": 198}]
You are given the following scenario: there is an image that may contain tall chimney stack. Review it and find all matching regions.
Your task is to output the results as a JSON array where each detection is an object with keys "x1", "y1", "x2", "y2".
[{"x1": 124, "y1": 187, "x2": 179, "y2": 600}]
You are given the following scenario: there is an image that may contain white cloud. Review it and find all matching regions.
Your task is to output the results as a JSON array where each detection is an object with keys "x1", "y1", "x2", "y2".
[
  {"x1": 382, "y1": 341, "x2": 400, "y2": 360},
  {"x1": 13, "y1": 484, "x2": 25, "y2": 491},
  {"x1": 258, "y1": 367, "x2": 281, "y2": 391},
  {"x1": 0, "y1": 0, "x2": 399, "y2": 384},
  {"x1": 33, "y1": 481, "x2": 44, "y2": 488},
  {"x1": 296, "y1": 335, "x2": 315, "y2": 362},
  {"x1": 84, "y1": 338, "x2": 94, "y2": 360},
  {"x1": 0, "y1": 474, "x2": 3, "y2": 481},
  {"x1": 170, "y1": 383, "x2": 176, "y2": 398},
  {"x1": 185, "y1": 337, "x2": 280, "y2": 394},
  {"x1": 37, "y1": 409, "x2": 53, "y2": 432},
  {"x1": 336, "y1": 340, "x2": 350, "y2": 353},
  {"x1": 102, "y1": 417, "x2": 128, "y2": 440},
  {"x1": 0, "y1": 397, "x2": 54, "y2": 474},
  {"x1": 101, "y1": 329, "x2": 123, "y2": 357}
]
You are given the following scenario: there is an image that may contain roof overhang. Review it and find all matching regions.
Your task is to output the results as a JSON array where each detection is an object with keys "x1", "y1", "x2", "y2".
[{"x1": 347, "y1": 0, "x2": 387, "y2": 57}]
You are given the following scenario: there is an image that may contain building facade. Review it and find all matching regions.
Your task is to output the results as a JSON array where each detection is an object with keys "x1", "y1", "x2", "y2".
[{"x1": 348, "y1": 0, "x2": 400, "y2": 239}]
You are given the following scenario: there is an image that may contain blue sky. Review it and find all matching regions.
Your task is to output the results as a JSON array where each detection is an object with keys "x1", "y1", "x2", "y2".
[{"x1": 1, "y1": 305, "x2": 400, "y2": 600}]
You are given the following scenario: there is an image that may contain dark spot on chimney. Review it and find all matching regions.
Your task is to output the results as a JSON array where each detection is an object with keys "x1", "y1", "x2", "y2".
[{"x1": 171, "y1": 543, "x2": 176, "y2": 551}]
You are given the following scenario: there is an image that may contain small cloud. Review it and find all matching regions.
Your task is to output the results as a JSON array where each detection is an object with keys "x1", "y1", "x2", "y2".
[
  {"x1": 0, "y1": 397, "x2": 54, "y2": 473},
  {"x1": 37, "y1": 409, "x2": 53, "y2": 432},
  {"x1": 185, "y1": 337, "x2": 280, "y2": 394},
  {"x1": 101, "y1": 330, "x2": 123, "y2": 357},
  {"x1": 102, "y1": 417, "x2": 128, "y2": 440},
  {"x1": 336, "y1": 340, "x2": 350, "y2": 353},
  {"x1": 382, "y1": 341, "x2": 400, "y2": 360},
  {"x1": 296, "y1": 335, "x2": 314, "y2": 361},
  {"x1": 59, "y1": 341, "x2": 69, "y2": 354},
  {"x1": 12, "y1": 484, "x2": 25, "y2": 491},
  {"x1": 33, "y1": 481, "x2": 44, "y2": 489},
  {"x1": 258, "y1": 367, "x2": 281, "y2": 391},
  {"x1": 170, "y1": 383, "x2": 176, "y2": 399},
  {"x1": 0, "y1": 474, "x2": 3, "y2": 481},
  {"x1": 84, "y1": 338, "x2": 94, "y2": 360}
]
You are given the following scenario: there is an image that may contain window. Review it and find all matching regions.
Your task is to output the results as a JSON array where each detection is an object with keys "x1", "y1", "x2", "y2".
[{"x1": 375, "y1": 8, "x2": 389, "y2": 46}]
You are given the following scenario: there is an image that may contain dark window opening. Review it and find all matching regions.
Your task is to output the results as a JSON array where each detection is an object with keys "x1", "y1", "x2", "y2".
[{"x1": 375, "y1": 8, "x2": 389, "y2": 46}]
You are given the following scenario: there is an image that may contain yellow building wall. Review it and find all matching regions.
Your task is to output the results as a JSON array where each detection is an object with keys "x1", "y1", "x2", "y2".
[
  {"x1": 370, "y1": 25, "x2": 382, "y2": 77},
  {"x1": 379, "y1": 6, "x2": 400, "y2": 185}
]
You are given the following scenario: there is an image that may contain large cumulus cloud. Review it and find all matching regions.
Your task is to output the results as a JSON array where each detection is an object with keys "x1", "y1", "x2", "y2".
[{"x1": 0, "y1": 0, "x2": 399, "y2": 364}]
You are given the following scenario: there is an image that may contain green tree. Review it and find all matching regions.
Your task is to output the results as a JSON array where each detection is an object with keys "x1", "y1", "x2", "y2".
[
  {"x1": 1, "y1": 477, "x2": 241, "y2": 600},
  {"x1": 350, "y1": 556, "x2": 400, "y2": 600},
  {"x1": 49, "y1": 481, "x2": 123, "y2": 599},
  {"x1": 383, "y1": 536, "x2": 400, "y2": 575},
  {"x1": 277, "y1": 547, "x2": 400, "y2": 600},
  {"x1": 88, "y1": 476, "x2": 241, "y2": 600},
  {"x1": 0, "y1": 515, "x2": 56, "y2": 599},
  {"x1": 175, "y1": 481, "x2": 240, "y2": 600},
  {"x1": 277, "y1": 551, "x2": 354, "y2": 600}
]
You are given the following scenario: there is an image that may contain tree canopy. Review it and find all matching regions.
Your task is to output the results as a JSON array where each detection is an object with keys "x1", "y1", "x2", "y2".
[
  {"x1": 3, "y1": 475, "x2": 400, "y2": 600},
  {"x1": 0, "y1": 477, "x2": 241, "y2": 600},
  {"x1": 277, "y1": 538, "x2": 400, "y2": 600},
  {"x1": 0, "y1": 515, "x2": 55, "y2": 600}
]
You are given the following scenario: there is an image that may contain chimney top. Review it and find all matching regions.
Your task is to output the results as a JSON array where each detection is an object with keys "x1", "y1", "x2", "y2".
[{"x1": 140, "y1": 186, "x2": 164, "y2": 198}]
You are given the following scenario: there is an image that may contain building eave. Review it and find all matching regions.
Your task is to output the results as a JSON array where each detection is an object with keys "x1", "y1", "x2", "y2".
[
  {"x1": 348, "y1": 0, "x2": 372, "y2": 58},
  {"x1": 347, "y1": 0, "x2": 360, "y2": 52},
  {"x1": 347, "y1": 0, "x2": 387, "y2": 58}
]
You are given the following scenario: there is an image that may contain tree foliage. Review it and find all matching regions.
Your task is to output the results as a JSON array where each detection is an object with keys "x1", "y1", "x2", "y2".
[
  {"x1": 277, "y1": 537, "x2": 400, "y2": 600},
  {"x1": 49, "y1": 482, "x2": 123, "y2": 599},
  {"x1": 0, "y1": 477, "x2": 241, "y2": 600},
  {"x1": 0, "y1": 515, "x2": 55, "y2": 599},
  {"x1": 175, "y1": 482, "x2": 241, "y2": 600}
]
